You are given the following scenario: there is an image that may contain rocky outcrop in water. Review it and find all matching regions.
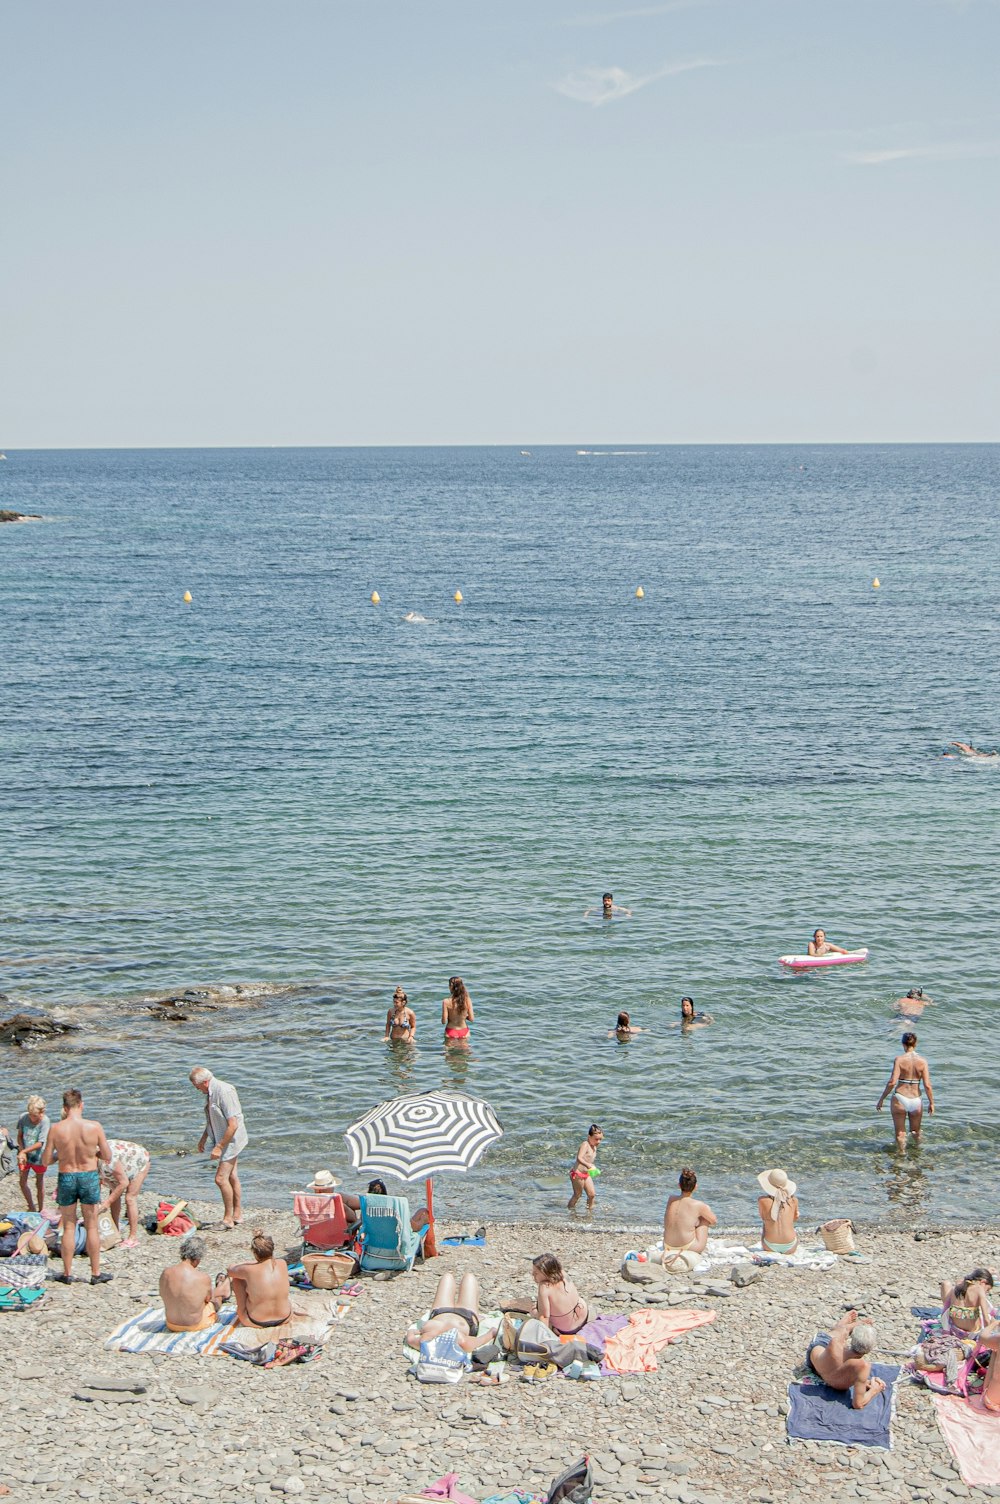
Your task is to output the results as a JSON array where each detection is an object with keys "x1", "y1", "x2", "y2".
[
  {"x1": 145, "y1": 985, "x2": 255, "y2": 1021},
  {"x1": 0, "y1": 1011, "x2": 79, "y2": 1046},
  {"x1": 0, "y1": 510, "x2": 42, "y2": 523}
]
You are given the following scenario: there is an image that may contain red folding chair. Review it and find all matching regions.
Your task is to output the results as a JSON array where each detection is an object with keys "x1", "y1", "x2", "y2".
[{"x1": 293, "y1": 1191, "x2": 351, "y2": 1251}]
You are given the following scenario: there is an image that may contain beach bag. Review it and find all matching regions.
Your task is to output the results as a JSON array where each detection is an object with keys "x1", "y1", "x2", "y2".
[
  {"x1": 301, "y1": 1251, "x2": 355, "y2": 1289},
  {"x1": 515, "y1": 1318, "x2": 562, "y2": 1366},
  {"x1": 546, "y1": 1457, "x2": 592, "y2": 1504},
  {"x1": 97, "y1": 1213, "x2": 122, "y2": 1252},
  {"x1": 818, "y1": 1219, "x2": 856, "y2": 1254},
  {"x1": 415, "y1": 1329, "x2": 471, "y2": 1384}
]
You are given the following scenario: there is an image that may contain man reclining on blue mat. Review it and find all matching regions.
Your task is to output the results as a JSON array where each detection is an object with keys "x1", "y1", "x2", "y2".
[{"x1": 809, "y1": 1310, "x2": 885, "y2": 1409}]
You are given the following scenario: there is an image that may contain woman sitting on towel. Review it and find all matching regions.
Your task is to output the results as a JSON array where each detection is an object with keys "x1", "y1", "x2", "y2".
[
  {"x1": 406, "y1": 1270, "x2": 497, "y2": 1352},
  {"x1": 661, "y1": 1167, "x2": 717, "y2": 1272},
  {"x1": 228, "y1": 1230, "x2": 292, "y2": 1328},
  {"x1": 757, "y1": 1167, "x2": 800, "y2": 1255},
  {"x1": 530, "y1": 1253, "x2": 590, "y2": 1335},
  {"x1": 941, "y1": 1269, "x2": 995, "y2": 1335}
]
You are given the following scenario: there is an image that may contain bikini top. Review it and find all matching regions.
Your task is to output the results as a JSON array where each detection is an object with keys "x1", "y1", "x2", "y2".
[{"x1": 390, "y1": 1011, "x2": 411, "y2": 1030}]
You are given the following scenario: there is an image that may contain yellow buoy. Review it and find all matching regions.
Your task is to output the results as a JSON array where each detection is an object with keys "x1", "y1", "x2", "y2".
[
  {"x1": 183, "y1": 590, "x2": 192, "y2": 603},
  {"x1": 872, "y1": 577, "x2": 880, "y2": 589},
  {"x1": 370, "y1": 590, "x2": 381, "y2": 605},
  {"x1": 635, "y1": 586, "x2": 645, "y2": 599},
  {"x1": 453, "y1": 590, "x2": 463, "y2": 604}
]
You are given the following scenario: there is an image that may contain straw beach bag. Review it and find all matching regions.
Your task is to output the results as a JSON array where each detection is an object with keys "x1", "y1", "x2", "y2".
[
  {"x1": 818, "y1": 1218, "x2": 856, "y2": 1254},
  {"x1": 302, "y1": 1251, "x2": 355, "y2": 1289}
]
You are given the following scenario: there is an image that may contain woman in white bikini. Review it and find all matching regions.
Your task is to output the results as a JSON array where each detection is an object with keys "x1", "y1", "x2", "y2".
[
  {"x1": 530, "y1": 1253, "x2": 590, "y2": 1335},
  {"x1": 876, "y1": 1031, "x2": 934, "y2": 1148}
]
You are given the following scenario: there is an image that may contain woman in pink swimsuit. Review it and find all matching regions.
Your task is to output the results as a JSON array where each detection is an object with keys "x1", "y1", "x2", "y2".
[{"x1": 442, "y1": 977, "x2": 474, "y2": 1045}]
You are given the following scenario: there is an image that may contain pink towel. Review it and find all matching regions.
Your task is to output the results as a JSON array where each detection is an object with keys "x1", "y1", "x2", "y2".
[
  {"x1": 420, "y1": 1475, "x2": 479, "y2": 1504},
  {"x1": 933, "y1": 1395, "x2": 1000, "y2": 1487},
  {"x1": 603, "y1": 1307, "x2": 716, "y2": 1373}
]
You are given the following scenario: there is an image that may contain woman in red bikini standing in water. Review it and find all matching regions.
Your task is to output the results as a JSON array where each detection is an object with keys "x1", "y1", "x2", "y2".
[{"x1": 442, "y1": 976, "x2": 474, "y2": 1046}]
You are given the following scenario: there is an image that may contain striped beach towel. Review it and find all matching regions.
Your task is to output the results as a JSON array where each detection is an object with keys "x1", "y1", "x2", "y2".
[{"x1": 105, "y1": 1306, "x2": 238, "y2": 1356}]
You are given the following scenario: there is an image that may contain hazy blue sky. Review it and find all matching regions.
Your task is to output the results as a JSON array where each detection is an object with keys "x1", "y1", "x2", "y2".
[{"x1": 3, "y1": 0, "x2": 998, "y2": 445}]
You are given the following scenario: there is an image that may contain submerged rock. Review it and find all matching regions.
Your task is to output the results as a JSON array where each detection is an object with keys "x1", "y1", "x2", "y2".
[
  {"x1": 0, "y1": 510, "x2": 42, "y2": 523},
  {"x1": 0, "y1": 1011, "x2": 79, "y2": 1046}
]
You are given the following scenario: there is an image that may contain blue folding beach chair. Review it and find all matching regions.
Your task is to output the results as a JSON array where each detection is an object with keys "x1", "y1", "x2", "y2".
[{"x1": 357, "y1": 1194, "x2": 427, "y2": 1274}]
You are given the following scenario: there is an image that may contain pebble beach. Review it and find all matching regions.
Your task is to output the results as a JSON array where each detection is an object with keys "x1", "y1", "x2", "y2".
[{"x1": 5, "y1": 1200, "x2": 999, "y2": 1504}]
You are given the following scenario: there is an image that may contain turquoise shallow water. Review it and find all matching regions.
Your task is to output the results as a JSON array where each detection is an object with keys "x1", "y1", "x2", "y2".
[{"x1": 1, "y1": 445, "x2": 998, "y2": 1227}]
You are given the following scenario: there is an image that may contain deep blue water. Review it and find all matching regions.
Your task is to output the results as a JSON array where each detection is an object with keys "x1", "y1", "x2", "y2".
[{"x1": 1, "y1": 445, "x2": 998, "y2": 1227}]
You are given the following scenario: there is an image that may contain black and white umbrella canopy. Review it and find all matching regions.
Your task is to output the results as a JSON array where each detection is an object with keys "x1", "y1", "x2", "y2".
[{"x1": 344, "y1": 1088, "x2": 503, "y2": 1182}]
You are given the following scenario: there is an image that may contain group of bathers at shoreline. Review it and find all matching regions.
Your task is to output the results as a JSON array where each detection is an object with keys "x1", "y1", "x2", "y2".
[{"x1": 382, "y1": 976, "x2": 473, "y2": 1046}]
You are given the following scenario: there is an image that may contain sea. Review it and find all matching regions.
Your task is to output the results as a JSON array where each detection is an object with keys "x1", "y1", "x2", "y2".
[{"x1": 1, "y1": 444, "x2": 998, "y2": 1230}]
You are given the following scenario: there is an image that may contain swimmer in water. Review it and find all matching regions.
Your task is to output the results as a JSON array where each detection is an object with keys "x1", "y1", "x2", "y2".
[
  {"x1": 876, "y1": 1031, "x2": 935, "y2": 1149},
  {"x1": 893, "y1": 987, "x2": 934, "y2": 1018},
  {"x1": 807, "y1": 928, "x2": 849, "y2": 957},
  {"x1": 442, "y1": 976, "x2": 474, "y2": 1045},
  {"x1": 585, "y1": 891, "x2": 632, "y2": 920},
  {"x1": 948, "y1": 742, "x2": 999, "y2": 760},
  {"x1": 670, "y1": 996, "x2": 713, "y2": 1030},
  {"x1": 608, "y1": 1011, "x2": 643, "y2": 1039},
  {"x1": 382, "y1": 987, "x2": 416, "y2": 1044}
]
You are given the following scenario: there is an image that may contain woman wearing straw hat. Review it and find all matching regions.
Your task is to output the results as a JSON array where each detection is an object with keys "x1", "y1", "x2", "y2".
[{"x1": 757, "y1": 1168, "x2": 799, "y2": 1255}]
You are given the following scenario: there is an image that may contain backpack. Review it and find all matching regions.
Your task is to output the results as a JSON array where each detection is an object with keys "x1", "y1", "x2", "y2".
[{"x1": 546, "y1": 1457, "x2": 592, "y2": 1504}]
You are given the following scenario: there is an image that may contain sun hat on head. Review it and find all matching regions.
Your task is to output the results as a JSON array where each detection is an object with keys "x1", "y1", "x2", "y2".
[
  {"x1": 308, "y1": 1170, "x2": 340, "y2": 1190},
  {"x1": 757, "y1": 1167, "x2": 796, "y2": 1199}
]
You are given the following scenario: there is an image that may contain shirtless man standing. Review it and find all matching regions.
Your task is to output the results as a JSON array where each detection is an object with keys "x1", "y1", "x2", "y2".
[
  {"x1": 159, "y1": 1234, "x2": 230, "y2": 1332},
  {"x1": 567, "y1": 1125, "x2": 603, "y2": 1211},
  {"x1": 662, "y1": 1167, "x2": 717, "y2": 1271},
  {"x1": 809, "y1": 1310, "x2": 885, "y2": 1409},
  {"x1": 41, "y1": 1088, "x2": 113, "y2": 1285}
]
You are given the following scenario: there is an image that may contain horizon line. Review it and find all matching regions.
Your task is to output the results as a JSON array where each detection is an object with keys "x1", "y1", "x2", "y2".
[{"x1": 2, "y1": 439, "x2": 999, "y2": 452}]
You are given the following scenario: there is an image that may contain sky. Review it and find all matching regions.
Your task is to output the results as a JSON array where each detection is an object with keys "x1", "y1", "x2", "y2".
[{"x1": 2, "y1": 0, "x2": 998, "y2": 446}]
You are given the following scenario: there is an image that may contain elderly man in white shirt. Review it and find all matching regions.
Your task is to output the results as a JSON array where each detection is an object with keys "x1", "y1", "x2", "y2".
[{"x1": 189, "y1": 1066, "x2": 249, "y2": 1229}]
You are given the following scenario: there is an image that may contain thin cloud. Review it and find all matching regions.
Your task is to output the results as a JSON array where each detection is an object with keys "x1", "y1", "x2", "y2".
[
  {"x1": 553, "y1": 56, "x2": 719, "y2": 106},
  {"x1": 566, "y1": 1, "x2": 705, "y2": 26},
  {"x1": 845, "y1": 141, "x2": 1000, "y2": 164}
]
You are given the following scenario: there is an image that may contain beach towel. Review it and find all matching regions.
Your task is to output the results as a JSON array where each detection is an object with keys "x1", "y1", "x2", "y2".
[
  {"x1": 105, "y1": 1306, "x2": 239, "y2": 1356},
  {"x1": 418, "y1": 1477, "x2": 480, "y2": 1504},
  {"x1": 223, "y1": 1293, "x2": 349, "y2": 1348},
  {"x1": 575, "y1": 1313, "x2": 628, "y2": 1355},
  {"x1": 106, "y1": 1294, "x2": 348, "y2": 1357},
  {"x1": 787, "y1": 1355, "x2": 899, "y2": 1449},
  {"x1": 602, "y1": 1308, "x2": 716, "y2": 1374},
  {"x1": 700, "y1": 1239, "x2": 837, "y2": 1272},
  {"x1": 440, "y1": 1235, "x2": 486, "y2": 1248},
  {"x1": 933, "y1": 1395, "x2": 1000, "y2": 1488}
]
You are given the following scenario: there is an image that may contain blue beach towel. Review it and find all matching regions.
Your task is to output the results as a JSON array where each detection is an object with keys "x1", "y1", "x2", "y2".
[
  {"x1": 440, "y1": 1235, "x2": 486, "y2": 1248},
  {"x1": 788, "y1": 1336, "x2": 899, "y2": 1449}
]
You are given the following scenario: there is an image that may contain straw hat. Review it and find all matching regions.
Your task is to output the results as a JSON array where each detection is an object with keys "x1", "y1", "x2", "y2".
[
  {"x1": 757, "y1": 1167, "x2": 796, "y2": 1198},
  {"x1": 16, "y1": 1228, "x2": 46, "y2": 1255},
  {"x1": 307, "y1": 1170, "x2": 340, "y2": 1190}
]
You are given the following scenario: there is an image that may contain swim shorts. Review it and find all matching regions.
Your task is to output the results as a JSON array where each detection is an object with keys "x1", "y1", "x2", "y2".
[{"x1": 56, "y1": 1170, "x2": 101, "y2": 1207}]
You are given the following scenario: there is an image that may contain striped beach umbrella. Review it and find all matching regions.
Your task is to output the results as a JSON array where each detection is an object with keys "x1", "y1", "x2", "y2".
[{"x1": 343, "y1": 1089, "x2": 502, "y2": 1257}]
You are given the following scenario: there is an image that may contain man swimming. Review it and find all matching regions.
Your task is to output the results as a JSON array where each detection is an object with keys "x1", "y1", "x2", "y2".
[
  {"x1": 948, "y1": 742, "x2": 999, "y2": 760},
  {"x1": 585, "y1": 892, "x2": 632, "y2": 919}
]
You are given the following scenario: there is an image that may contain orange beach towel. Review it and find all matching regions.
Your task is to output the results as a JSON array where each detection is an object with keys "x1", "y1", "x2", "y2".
[{"x1": 603, "y1": 1307, "x2": 716, "y2": 1373}]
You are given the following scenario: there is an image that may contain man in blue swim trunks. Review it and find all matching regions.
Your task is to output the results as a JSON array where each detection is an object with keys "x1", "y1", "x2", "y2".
[{"x1": 41, "y1": 1088, "x2": 114, "y2": 1285}]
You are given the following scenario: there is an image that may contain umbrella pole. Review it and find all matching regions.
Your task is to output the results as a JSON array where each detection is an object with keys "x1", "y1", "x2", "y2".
[{"x1": 423, "y1": 1176, "x2": 438, "y2": 1258}]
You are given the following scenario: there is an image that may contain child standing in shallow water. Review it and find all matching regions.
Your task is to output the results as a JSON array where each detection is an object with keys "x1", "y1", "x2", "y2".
[{"x1": 567, "y1": 1125, "x2": 603, "y2": 1211}]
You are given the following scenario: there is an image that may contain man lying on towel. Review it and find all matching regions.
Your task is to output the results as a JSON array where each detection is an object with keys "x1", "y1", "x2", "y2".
[
  {"x1": 809, "y1": 1310, "x2": 885, "y2": 1409},
  {"x1": 160, "y1": 1234, "x2": 230, "y2": 1332}
]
